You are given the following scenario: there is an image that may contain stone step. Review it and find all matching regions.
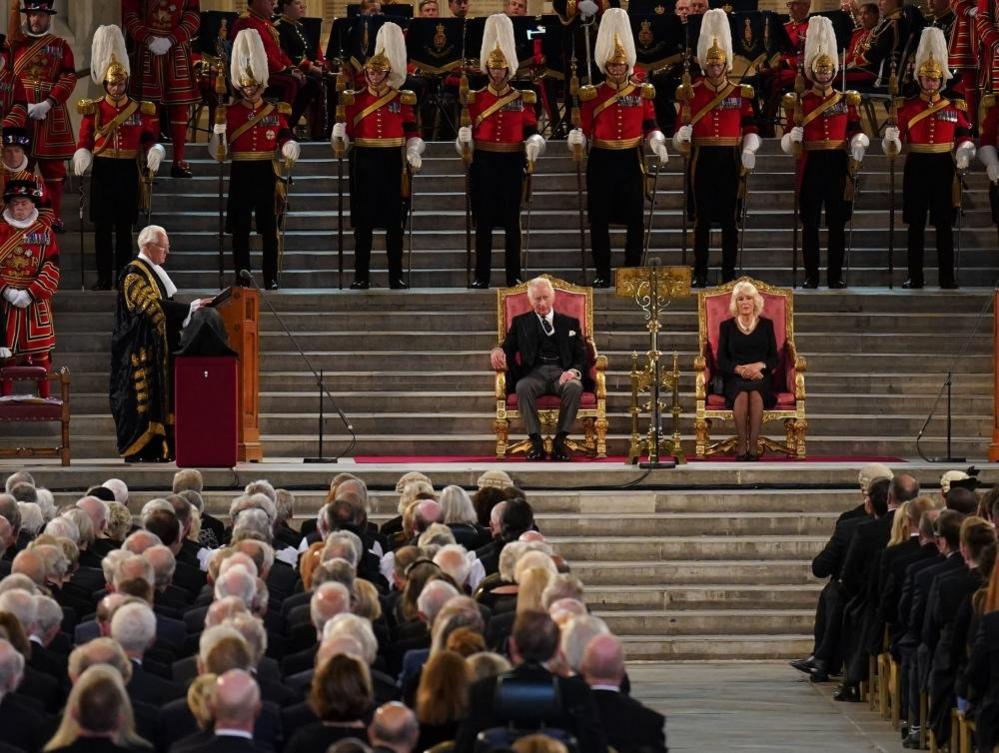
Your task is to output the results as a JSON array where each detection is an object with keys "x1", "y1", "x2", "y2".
[
  {"x1": 583, "y1": 584, "x2": 822, "y2": 612},
  {"x1": 570, "y1": 560, "x2": 817, "y2": 586},
  {"x1": 552, "y1": 536, "x2": 826, "y2": 561},
  {"x1": 622, "y1": 634, "x2": 813, "y2": 660},
  {"x1": 594, "y1": 608, "x2": 814, "y2": 636},
  {"x1": 537, "y1": 512, "x2": 837, "y2": 537}
]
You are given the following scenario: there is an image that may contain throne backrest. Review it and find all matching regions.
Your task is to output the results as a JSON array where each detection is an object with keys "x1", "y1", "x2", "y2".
[
  {"x1": 699, "y1": 277, "x2": 795, "y2": 391},
  {"x1": 497, "y1": 276, "x2": 596, "y2": 374}
]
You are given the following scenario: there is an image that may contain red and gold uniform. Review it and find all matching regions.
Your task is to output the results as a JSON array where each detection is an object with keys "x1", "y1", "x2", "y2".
[
  {"x1": 122, "y1": 0, "x2": 200, "y2": 170},
  {"x1": 0, "y1": 208, "x2": 59, "y2": 362},
  {"x1": 973, "y1": 1, "x2": 999, "y2": 97},
  {"x1": 232, "y1": 9, "x2": 300, "y2": 106},
  {"x1": 9, "y1": 28, "x2": 76, "y2": 224},
  {"x1": 0, "y1": 61, "x2": 29, "y2": 130},
  {"x1": 898, "y1": 94, "x2": 973, "y2": 287},
  {"x1": 579, "y1": 78, "x2": 657, "y2": 280},
  {"x1": 0, "y1": 128, "x2": 49, "y2": 225},
  {"x1": 682, "y1": 78, "x2": 756, "y2": 282},
  {"x1": 466, "y1": 84, "x2": 538, "y2": 286},
  {"x1": 219, "y1": 99, "x2": 292, "y2": 288},
  {"x1": 342, "y1": 85, "x2": 418, "y2": 285},
  {"x1": 844, "y1": 26, "x2": 876, "y2": 86},
  {"x1": 790, "y1": 88, "x2": 862, "y2": 286},
  {"x1": 758, "y1": 17, "x2": 807, "y2": 131},
  {"x1": 77, "y1": 96, "x2": 159, "y2": 287}
]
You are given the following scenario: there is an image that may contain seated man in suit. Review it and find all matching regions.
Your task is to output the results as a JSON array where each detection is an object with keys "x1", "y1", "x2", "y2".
[
  {"x1": 489, "y1": 277, "x2": 586, "y2": 462},
  {"x1": 582, "y1": 634, "x2": 667, "y2": 753},
  {"x1": 174, "y1": 669, "x2": 264, "y2": 753}
]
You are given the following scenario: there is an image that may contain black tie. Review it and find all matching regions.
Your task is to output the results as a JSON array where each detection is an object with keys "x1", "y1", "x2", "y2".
[{"x1": 541, "y1": 318, "x2": 553, "y2": 336}]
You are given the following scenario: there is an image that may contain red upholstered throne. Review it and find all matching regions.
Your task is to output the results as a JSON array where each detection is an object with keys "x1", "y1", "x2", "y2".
[
  {"x1": 694, "y1": 277, "x2": 807, "y2": 458},
  {"x1": 0, "y1": 366, "x2": 71, "y2": 466},
  {"x1": 493, "y1": 276, "x2": 608, "y2": 460}
]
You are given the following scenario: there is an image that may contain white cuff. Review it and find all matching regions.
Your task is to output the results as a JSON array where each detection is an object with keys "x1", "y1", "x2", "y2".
[
  {"x1": 406, "y1": 137, "x2": 426, "y2": 155},
  {"x1": 980, "y1": 145, "x2": 999, "y2": 168},
  {"x1": 742, "y1": 132, "x2": 761, "y2": 153},
  {"x1": 525, "y1": 134, "x2": 546, "y2": 158}
]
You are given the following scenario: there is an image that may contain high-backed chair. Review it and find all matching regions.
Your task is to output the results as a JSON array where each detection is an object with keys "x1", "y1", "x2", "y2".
[
  {"x1": 493, "y1": 276, "x2": 608, "y2": 460},
  {"x1": 693, "y1": 277, "x2": 807, "y2": 458},
  {"x1": 0, "y1": 366, "x2": 70, "y2": 465}
]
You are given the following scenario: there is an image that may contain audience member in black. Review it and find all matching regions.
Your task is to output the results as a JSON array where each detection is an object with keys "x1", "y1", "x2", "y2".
[
  {"x1": 0, "y1": 610, "x2": 64, "y2": 713},
  {"x1": 947, "y1": 487, "x2": 980, "y2": 516},
  {"x1": 273, "y1": 490, "x2": 301, "y2": 550},
  {"x1": 369, "y1": 702, "x2": 420, "y2": 753},
  {"x1": 0, "y1": 637, "x2": 50, "y2": 753},
  {"x1": 45, "y1": 665, "x2": 151, "y2": 752},
  {"x1": 965, "y1": 555, "x2": 999, "y2": 752},
  {"x1": 414, "y1": 650, "x2": 468, "y2": 749},
  {"x1": 582, "y1": 634, "x2": 667, "y2": 753},
  {"x1": 0, "y1": 494, "x2": 23, "y2": 561},
  {"x1": 170, "y1": 670, "x2": 264, "y2": 753},
  {"x1": 881, "y1": 502, "x2": 940, "y2": 650},
  {"x1": 475, "y1": 498, "x2": 535, "y2": 576},
  {"x1": 172, "y1": 470, "x2": 226, "y2": 549},
  {"x1": 439, "y1": 486, "x2": 491, "y2": 551},
  {"x1": 284, "y1": 654, "x2": 373, "y2": 753},
  {"x1": 110, "y1": 602, "x2": 184, "y2": 705},
  {"x1": 454, "y1": 610, "x2": 607, "y2": 753}
]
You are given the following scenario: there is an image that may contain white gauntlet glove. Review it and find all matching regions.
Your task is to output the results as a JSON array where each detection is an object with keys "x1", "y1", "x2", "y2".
[
  {"x1": 146, "y1": 144, "x2": 165, "y2": 172},
  {"x1": 406, "y1": 137, "x2": 425, "y2": 171},
  {"x1": 741, "y1": 132, "x2": 761, "y2": 171},
  {"x1": 455, "y1": 125, "x2": 473, "y2": 157},
  {"x1": 647, "y1": 130, "x2": 668, "y2": 163},
  {"x1": 849, "y1": 133, "x2": 869, "y2": 163},
  {"x1": 567, "y1": 128, "x2": 586, "y2": 153},
  {"x1": 672, "y1": 124, "x2": 692, "y2": 150},
  {"x1": 73, "y1": 148, "x2": 93, "y2": 177},
  {"x1": 779, "y1": 126, "x2": 803, "y2": 154},
  {"x1": 882, "y1": 126, "x2": 901, "y2": 155},
  {"x1": 281, "y1": 140, "x2": 301, "y2": 163},
  {"x1": 148, "y1": 36, "x2": 173, "y2": 56},
  {"x1": 525, "y1": 134, "x2": 545, "y2": 164},
  {"x1": 0, "y1": 347, "x2": 10, "y2": 359},
  {"x1": 6, "y1": 290, "x2": 30, "y2": 308},
  {"x1": 331, "y1": 122, "x2": 349, "y2": 151},
  {"x1": 955, "y1": 141, "x2": 976, "y2": 171},
  {"x1": 980, "y1": 145, "x2": 999, "y2": 183},
  {"x1": 27, "y1": 101, "x2": 51, "y2": 121}
]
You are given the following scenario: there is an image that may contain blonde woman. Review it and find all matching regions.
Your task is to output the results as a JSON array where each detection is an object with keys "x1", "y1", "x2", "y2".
[
  {"x1": 716, "y1": 280, "x2": 777, "y2": 460},
  {"x1": 888, "y1": 502, "x2": 912, "y2": 546}
]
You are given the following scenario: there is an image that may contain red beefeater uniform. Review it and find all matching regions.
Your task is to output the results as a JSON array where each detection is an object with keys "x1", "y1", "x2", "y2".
[
  {"x1": 0, "y1": 56, "x2": 29, "y2": 130},
  {"x1": 933, "y1": 3, "x2": 979, "y2": 123},
  {"x1": 232, "y1": 10, "x2": 300, "y2": 106},
  {"x1": 0, "y1": 215, "x2": 59, "y2": 357},
  {"x1": 0, "y1": 165, "x2": 52, "y2": 226},
  {"x1": 974, "y1": 0, "x2": 999, "y2": 95},
  {"x1": 10, "y1": 30, "x2": 75, "y2": 224}
]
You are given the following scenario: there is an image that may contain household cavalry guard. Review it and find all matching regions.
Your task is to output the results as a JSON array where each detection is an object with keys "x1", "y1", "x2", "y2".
[
  {"x1": 459, "y1": 13, "x2": 545, "y2": 289},
  {"x1": 568, "y1": 7, "x2": 669, "y2": 289},
  {"x1": 8, "y1": 0, "x2": 77, "y2": 232},
  {"x1": 781, "y1": 16, "x2": 867, "y2": 289},
  {"x1": 883, "y1": 27, "x2": 974, "y2": 290},
  {"x1": 673, "y1": 8, "x2": 760, "y2": 288},
  {"x1": 331, "y1": 22, "x2": 424, "y2": 290},
  {"x1": 122, "y1": 0, "x2": 201, "y2": 178},
  {"x1": 73, "y1": 25, "x2": 164, "y2": 291},
  {"x1": 211, "y1": 28, "x2": 300, "y2": 291}
]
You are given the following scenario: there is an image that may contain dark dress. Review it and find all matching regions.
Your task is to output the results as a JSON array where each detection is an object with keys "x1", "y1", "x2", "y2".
[
  {"x1": 716, "y1": 316, "x2": 778, "y2": 410},
  {"x1": 283, "y1": 722, "x2": 369, "y2": 753}
]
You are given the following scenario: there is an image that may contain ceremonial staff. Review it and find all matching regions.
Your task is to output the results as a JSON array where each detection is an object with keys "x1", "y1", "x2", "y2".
[
  {"x1": 276, "y1": 155, "x2": 294, "y2": 279},
  {"x1": 789, "y1": 60, "x2": 805, "y2": 289},
  {"x1": 569, "y1": 37, "x2": 587, "y2": 280},
  {"x1": 678, "y1": 20, "x2": 692, "y2": 267},
  {"x1": 459, "y1": 17, "x2": 473, "y2": 288},
  {"x1": 886, "y1": 59, "x2": 899, "y2": 290},
  {"x1": 214, "y1": 60, "x2": 227, "y2": 291},
  {"x1": 578, "y1": 17, "x2": 598, "y2": 284},
  {"x1": 334, "y1": 31, "x2": 348, "y2": 290},
  {"x1": 77, "y1": 175, "x2": 85, "y2": 290}
]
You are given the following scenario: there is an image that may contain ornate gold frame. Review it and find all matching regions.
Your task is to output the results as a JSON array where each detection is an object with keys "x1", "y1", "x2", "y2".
[
  {"x1": 493, "y1": 275, "x2": 608, "y2": 460},
  {"x1": 693, "y1": 276, "x2": 808, "y2": 458}
]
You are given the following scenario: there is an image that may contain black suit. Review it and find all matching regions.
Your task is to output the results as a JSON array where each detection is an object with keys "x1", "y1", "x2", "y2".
[
  {"x1": 47, "y1": 738, "x2": 150, "y2": 753},
  {"x1": 170, "y1": 732, "x2": 265, "y2": 753},
  {"x1": 126, "y1": 660, "x2": 184, "y2": 706},
  {"x1": 501, "y1": 310, "x2": 587, "y2": 438},
  {"x1": 454, "y1": 664, "x2": 607, "y2": 753},
  {"x1": 159, "y1": 699, "x2": 283, "y2": 753},
  {"x1": 592, "y1": 688, "x2": 667, "y2": 753},
  {"x1": 0, "y1": 693, "x2": 51, "y2": 753}
]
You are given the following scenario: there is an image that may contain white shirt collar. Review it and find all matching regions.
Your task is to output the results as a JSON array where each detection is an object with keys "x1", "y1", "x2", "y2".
[
  {"x1": 590, "y1": 683, "x2": 621, "y2": 692},
  {"x1": 537, "y1": 310, "x2": 554, "y2": 327},
  {"x1": 215, "y1": 729, "x2": 254, "y2": 740},
  {"x1": 138, "y1": 250, "x2": 178, "y2": 298}
]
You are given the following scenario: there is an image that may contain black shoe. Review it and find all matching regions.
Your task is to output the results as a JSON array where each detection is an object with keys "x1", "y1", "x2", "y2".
[
  {"x1": 828, "y1": 279, "x2": 847, "y2": 289},
  {"x1": 789, "y1": 658, "x2": 815, "y2": 674},
  {"x1": 691, "y1": 275, "x2": 707, "y2": 289},
  {"x1": 939, "y1": 279, "x2": 959, "y2": 290},
  {"x1": 390, "y1": 278, "x2": 409, "y2": 290},
  {"x1": 170, "y1": 162, "x2": 193, "y2": 178},
  {"x1": 526, "y1": 435, "x2": 546, "y2": 461},
  {"x1": 809, "y1": 669, "x2": 830, "y2": 683},
  {"x1": 801, "y1": 278, "x2": 819, "y2": 289},
  {"x1": 551, "y1": 435, "x2": 571, "y2": 462},
  {"x1": 90, "y1": 281, "x2": 111, "y2": 291},
  {"x1": 902, "y1": 729, "x2": 921, "y2": 749},
  {"x1": 833, "y1": 683, "x2": 861, "y2": 702},
  {"x1": 591, "y1": 276, "x2": 611, "y2": 289},
  {"x1": 350, "y1": 280, "x2": 370, "y2": 290},
  {"x1": 735, "y1": 453, "x2": 750, "y2": 462},
  {"x1": 266, "y1": 280, "x2": 279, "y2": 291},
  {"x1": 506, "y1": 277, "x2": 523, "y2": 286},
  {"x1": 902, "y1": 278, "x2": 924, "y2": 289},
  {"x1": 470, "y1": 280, "x2": 489, "y2": 289}
]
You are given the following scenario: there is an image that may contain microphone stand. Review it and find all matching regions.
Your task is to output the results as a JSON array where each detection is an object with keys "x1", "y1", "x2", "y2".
[
  {"x1": 238, "y1": 270, "x2": 356, "y2": 462},
  {"x1": 914, "y1": 278, "x2": 999, "y2": 463}
]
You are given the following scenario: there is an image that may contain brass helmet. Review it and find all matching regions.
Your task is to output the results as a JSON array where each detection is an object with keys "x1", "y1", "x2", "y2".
[
  {"x1": 90, "y1": 25, "x2": 130, "y2": 88},
  {"x1": 803, "y1": 16, "x2": 839, "y2": 81},
  {"x1": 704, "y1": 37, "x2": 726, "y2": 66},
  {"x1": 913, "y1": 27, "x2": 952, "y2": 82},
  {"x1": 479, "y1": 14, "x2": 517, "y2": 77},
  {"x1": 367, "y1": 22, "x2": 407, "y2": 88},
  {"x1": 697, "y1": 9, "x2": 732, "y2": 71},
  {"x1": 231, "y1": 29, "x2": 270, "y2": 90},
  {"x1": 594, "y1": 8, "x2": 636, "y2": 75},
  {"x1": 365, "y1": 50, "x2": 392, "y2": 73}
]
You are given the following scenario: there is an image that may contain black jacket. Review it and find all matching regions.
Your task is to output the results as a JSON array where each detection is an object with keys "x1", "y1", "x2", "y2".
[
  {"x1": 501, "y1": 311, "x2": 588, "y2": 391},
  {"x1": 592, "y1": 688, "x2": 668, "y2": 753},
  {"x1": 812, "y1": 514, "x2": 869, "y2": 580}
]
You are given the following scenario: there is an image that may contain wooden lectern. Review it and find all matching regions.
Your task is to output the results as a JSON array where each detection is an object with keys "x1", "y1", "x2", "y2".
[
  {"x1": 215, "y1": 287, "x2": 263, "y2": 462},
  {"x1": 991, "y1": 291, "x2": 999, "y2": 461}
]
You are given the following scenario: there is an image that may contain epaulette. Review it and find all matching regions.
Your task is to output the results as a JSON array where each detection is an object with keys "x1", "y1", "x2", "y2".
[
  {"x1": 579, "y1": 84, "x2": 597, "y2": 102},
  {"x1": 521, "y1": 89, "x2": 537, "y2": 105},
  {"x1": 845, "y1": 90, "x2": 861, "y2": 107},
  {"x1": 952, "y1": 97, "x2": 967, "y2": 111},
  {"x1": 341, "y1": 90, "x2": 356, "y2": 106},
  {"x1": 741, "y1": 84, "x2": 754, "y2": 99},
  {"x1": 76, "y1": 98, "x2": 96, "y2": 116},
  {"x1": 400, "y1": 90, "x2": 417, "y2": 105},
  {"x1": 463, "y1": 89, "x2": 477, "y2": 106},
  {"x1": 140, "y1": 100, "x2": 157, "y2": 116},
  {"x1": 276, "y1": 102, "x2": 292, "y2": 115},
  {"x1": 640, "y1": 83, "x2": 656, "y2": 100}
]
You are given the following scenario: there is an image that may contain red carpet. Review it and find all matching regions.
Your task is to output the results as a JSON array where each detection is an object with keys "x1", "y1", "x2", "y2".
[{"x1": 352, "y1": 454, "x2": 906, "y2": 464}]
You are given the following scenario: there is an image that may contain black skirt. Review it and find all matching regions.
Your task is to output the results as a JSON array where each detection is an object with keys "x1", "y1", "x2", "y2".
[
  {"x1": 349, "y1": 146, "x2": 405, "y2": 229},
  {"x1": 586, "y1": 146, "x2": 644, "y2": 227},
  {"x1": 470, "y1": 149, "x2": 524, "y2": 230},
  {"x1": 91, "y1": 156, "x2": 140, "y2": 225},
  {"x1": 689, "y1": 145, "x2": 740, "y2": 224},
  {"x1": 903, "y1": 152, "x2": 956, "y2": 228},
  {"x1": 225, "y1": 160, "x2": 277, "y2": 232}
]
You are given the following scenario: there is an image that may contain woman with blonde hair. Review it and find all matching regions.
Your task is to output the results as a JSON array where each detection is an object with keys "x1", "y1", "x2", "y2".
[
  {"x1": 516, "y1": 567, "x2": 554, "y2": 614},
  {"x1": 888, "y1": 501, "x2": 911, "y2": 546},
  {"x1": 44, "y1": 665, "x2": 150, "y2": 752},
  {"x1": 716, "y1": 280, "x2": 778, "y2": 460},
  {"x1": 187, "y1": 673, "x2": 218, "y2": 731},
  {"x1": 352, "y1": 578, "x2": 383, "y2": 621},
  {"x1": 415, "y1": 650, "x2": 469, "y2": 750}
]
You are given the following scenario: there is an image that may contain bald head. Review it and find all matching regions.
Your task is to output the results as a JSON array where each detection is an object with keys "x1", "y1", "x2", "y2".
[
  {"x1": 145, "y1": 545, "x2": 176, "y2": 589},
  {"x1": 581, "y1": 633, "x2": 625, "y2": 688},
  {"x1": 205, "y1": 596, "x2": 250, "y2": 628},
  {"x1": 11, "y1": 549, "x2": 45, "y2": 586},
  {"x1": 76, "y1": 496, "x2": 109, "y2": 534},
  {"x1": 310, "y1": 581, "x2": 351, "y2": 634},
  {"x1": 213, "y1": 669, "x2": 261, "y2": 730},
  {"x1": 369, "y1": 702, "x2": 419, "y2": 753}
]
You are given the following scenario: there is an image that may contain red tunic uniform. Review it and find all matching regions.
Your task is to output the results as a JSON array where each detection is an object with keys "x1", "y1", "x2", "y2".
[
  {"x1": 10, "y1": 32, "x2": 76, "y2": 160},
  {"x1": 974, "y1": 4, "x2": 999, "y2": 94},
  {"x1": 798, "y1": 89, "x2": 862, "y2": 152},
  {"x1": 232, "y1": 9, "x2": 294, "y2": 75},
  {"x1": 225, "y1": 99, "x2": 292, "y2": 160},
  {"x1": 0, "y1": 57, "x2": 29, "y2": 130},
  {"x1": 76, "y1": 97, "x2": 159, "y2": 159},
  {"x1": 780, "y1": 18, "x2": 809, "y2": 70},
  {"x1": 343, "y1": 87, "x2": 418, "y2": 145},
  {"x1": 0, "y1": 216, "x2": 59, "y2": 356},
  {"x1": 468, "y1": 85, "x2": 538, "y2": 151},
  {"x1": 685, "y1": 78, "x2": 757, "y2": 147},
  {"x1": 898, "y1": 95, "x2": 973, "y2": 151},
  {"x1": 845, "y1": 26, "x2": 873, "y2": 68},
  {"x1": 579, "y1": 79, "x2": 657, "y2": 148},
  {"x1": 122, "y1": 0, "x2": 201, "y2": 106}
]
